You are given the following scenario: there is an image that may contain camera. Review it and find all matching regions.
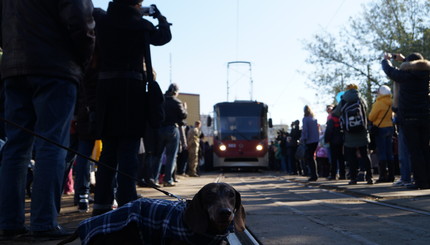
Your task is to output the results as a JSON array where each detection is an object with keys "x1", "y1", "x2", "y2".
[{"x1": 140, "y1": 5, "x2": 155, "y2": 16}]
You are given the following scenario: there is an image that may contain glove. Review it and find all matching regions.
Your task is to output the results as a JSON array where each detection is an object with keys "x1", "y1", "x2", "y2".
[{"x1": 150, "y1": 4, "x2": 162, "y2": 19}]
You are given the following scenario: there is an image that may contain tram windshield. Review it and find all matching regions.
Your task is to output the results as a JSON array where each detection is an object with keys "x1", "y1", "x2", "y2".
[
  {"x1": 214, "y1": 102, "x2": 267, "y2": 141},
  {"x1": 219, "y1": 116, "x2": 261, "y2": 140}
]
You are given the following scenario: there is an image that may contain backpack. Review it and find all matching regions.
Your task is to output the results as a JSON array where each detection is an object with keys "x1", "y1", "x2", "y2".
[{"x1": 340, "y1": 100, "x2": 367, "y2": 133}]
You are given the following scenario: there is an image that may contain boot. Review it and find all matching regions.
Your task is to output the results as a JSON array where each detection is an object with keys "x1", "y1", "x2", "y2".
[
  {"x1": 376, "y1": 160, "x2": 388, "y2": 183},
  {"x1": 365, "y1": 167, "x2": 373, "y2": 185},
  {"x1": 387, "y1": 160, "x2": 395, "y2": 182},
  {"x1": 349, "y1": 167, "x2": 357, "y2": 184}
]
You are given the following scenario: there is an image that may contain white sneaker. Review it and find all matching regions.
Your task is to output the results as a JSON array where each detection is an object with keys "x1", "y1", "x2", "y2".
[{"x1": 392, "y1": 180, "x2": 407, "y2": 186}]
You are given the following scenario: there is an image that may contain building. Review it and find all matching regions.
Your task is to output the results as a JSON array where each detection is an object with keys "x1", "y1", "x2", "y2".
[{"x1": 177, "y1": 93, "x2": 200, "y2": 126}]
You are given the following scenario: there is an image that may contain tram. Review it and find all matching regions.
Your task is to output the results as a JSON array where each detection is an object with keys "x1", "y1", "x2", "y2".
[{"x1": 210, "y1": 101, "x2": 272, "y2": 169}]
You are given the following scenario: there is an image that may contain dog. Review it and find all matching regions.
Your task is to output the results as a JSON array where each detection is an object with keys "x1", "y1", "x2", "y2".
[{"x1": 58, "y1": 182, "x2": 245, "y2": 245}]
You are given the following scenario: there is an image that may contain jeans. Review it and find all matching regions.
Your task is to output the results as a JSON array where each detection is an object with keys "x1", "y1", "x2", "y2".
[
  {"x1": 329, "y1": 143, "x2": 346, "y2": 177},
  {"x1": 63, "y1": 133, "x2": 78, "y2": 194},
  {"x1": 0, "y1": 76, "x2": 76, "y2": 231},
  {"x1": 154, "y1": 126, "x2": 179, "y2": 184},
  {"x1": 375, "y1": 126, "x2": 394, "y2": 161},
  {"x1": 400, "y1": 119, "x2": 430, "y2": 187},
  {"x1": 94, "y1": 137, "x2": 140, "y2": 208},
  {"x1": 280, "y1": 156, "x2": 287, "y2": 173},
  {"x1": 397, "y1": 127, "x2": 411, "y2": 182},
  {"x1": 286, "y1": 146, "x2": 298, "y2": 174},
  {"x1": 74, "y1": 140, "x2": 95, "y2": 200},
  {"x1": 176, "y1": 150, "x2": 188, "y2": 175}
]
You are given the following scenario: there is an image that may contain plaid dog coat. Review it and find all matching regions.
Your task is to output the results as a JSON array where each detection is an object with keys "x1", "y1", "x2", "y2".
[{"x1": 78, "y1": 198, "x2": 229, "y2": 245}]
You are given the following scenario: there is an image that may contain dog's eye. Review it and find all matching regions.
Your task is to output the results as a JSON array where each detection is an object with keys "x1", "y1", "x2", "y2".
[{"x1": 228, "y1": 191, "x2": 235, "y2": 198}]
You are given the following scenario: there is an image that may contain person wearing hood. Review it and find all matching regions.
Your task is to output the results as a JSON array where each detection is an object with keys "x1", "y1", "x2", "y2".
[
  {"x1": 152, "y1": 83, "x2": 188, "y2": 186},
  {"x1": 92, "y1": 0, "x2": 172, "y2": 216},
  {"x1": 332, "y1": 83, "x2": 373, "y2": 185},
  {"x1": 368, "y1": 85, "x2": 394, "y2": 183},
  {"x1": 381, "y1": 52, "x2": 430, "y2": 190}
]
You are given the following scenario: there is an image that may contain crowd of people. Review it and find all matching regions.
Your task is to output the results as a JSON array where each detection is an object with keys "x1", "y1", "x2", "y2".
[
  {"x1": 0, "y1": 0, "x2": 209, "y2": 241},
  {"x1": 270, "y1": 52, "x2": 430, "y2": 190},
  {"x1": 0, "y1": 0, "x2": 429, "y2": 242}
]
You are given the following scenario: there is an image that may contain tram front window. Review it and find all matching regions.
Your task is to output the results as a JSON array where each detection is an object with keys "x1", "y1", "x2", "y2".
[{"x1": 219, "y1": 116, "x2": 261, "y2": 140}]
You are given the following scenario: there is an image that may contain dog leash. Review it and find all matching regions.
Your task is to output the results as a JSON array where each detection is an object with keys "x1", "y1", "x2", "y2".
[{"x1": 0, "y1": 116, "x2": 186, "y2": 202}]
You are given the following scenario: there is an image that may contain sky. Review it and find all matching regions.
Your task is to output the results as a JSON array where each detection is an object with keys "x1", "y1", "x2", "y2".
[{"x1": 92, "y1": 0, "x2": 372, "y2": 127}]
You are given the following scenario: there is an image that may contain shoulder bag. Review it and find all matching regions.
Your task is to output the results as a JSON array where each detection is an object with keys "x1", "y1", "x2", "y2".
[{"x1": 370, "y1": 105, "x2": 391, "y2": 136}]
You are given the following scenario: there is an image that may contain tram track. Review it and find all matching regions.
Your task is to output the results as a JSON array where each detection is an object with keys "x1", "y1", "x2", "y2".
[
  {"x1": 242, "y1": 182, "x2": 381, "y2": 245},
  {"x1": 265, "y1": 180, "x2": 429, "y2": 237},
  {"x1": 218, "y1": 172, "x2": 430, "y2": 244},
  {"x1": 214, "y1": 173, "x2": 261, "y2": 245},
  {"x1": 280, "y1": 177, "x2": 430, "y2": 217}
]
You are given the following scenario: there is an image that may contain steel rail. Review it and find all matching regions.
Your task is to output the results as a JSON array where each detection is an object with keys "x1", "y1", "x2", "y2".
[{"x1": 215, "y1": 173, "x2": 261, "y2": 245}]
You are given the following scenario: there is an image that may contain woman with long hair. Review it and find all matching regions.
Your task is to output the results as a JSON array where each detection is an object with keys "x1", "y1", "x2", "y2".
[{"x1": 301, "y1": 105, "x2": 320, "y2": 181}]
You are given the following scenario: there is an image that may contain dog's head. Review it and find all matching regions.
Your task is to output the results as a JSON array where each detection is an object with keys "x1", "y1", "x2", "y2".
[{"x1": 184, "y1": 182, "x2": 246, "y2": 235}]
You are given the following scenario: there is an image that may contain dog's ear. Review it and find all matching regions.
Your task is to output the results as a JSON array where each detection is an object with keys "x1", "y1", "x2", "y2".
[
  {"x1": 233, "y1": 189, "x2": 246, "y2": 232},
  {"x1": 184, "y1": 190, "x2": 208, "y2": 234}
]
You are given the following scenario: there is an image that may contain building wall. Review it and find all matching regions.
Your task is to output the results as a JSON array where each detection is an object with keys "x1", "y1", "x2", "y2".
[{"x1": 177, "y1": 93, "x2": 200, "y2": 126}]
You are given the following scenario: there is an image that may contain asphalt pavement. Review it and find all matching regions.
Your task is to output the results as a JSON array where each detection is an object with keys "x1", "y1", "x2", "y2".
[
  {"x1": 2, "y1": 171, "x2": 430, "y2": 245},
  {"x1": 288, "y1": 174, "x2": 430, "y2": 213}
]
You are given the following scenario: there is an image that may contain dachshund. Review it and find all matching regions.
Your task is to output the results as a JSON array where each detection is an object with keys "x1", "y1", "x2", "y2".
[{"x1": 58, "y1": 182, "x2": 245, "y2": 245}]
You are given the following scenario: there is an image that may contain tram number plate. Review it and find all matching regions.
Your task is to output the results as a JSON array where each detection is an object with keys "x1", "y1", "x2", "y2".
[{"x1": 228, "y1": 143, "x2": 236, "y2": 148}]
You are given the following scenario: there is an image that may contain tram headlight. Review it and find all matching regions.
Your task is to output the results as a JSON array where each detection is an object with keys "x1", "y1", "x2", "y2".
[
  {"x1": 256, "y1": 144, "x2": 263, "y2": 151},
  {"x1": 219, "y1": 144, "x2": 227, "y2": 151}
]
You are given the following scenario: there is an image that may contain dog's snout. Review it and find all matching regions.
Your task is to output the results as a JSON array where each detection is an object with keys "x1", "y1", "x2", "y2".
[{"x1": 220, "y1": 208, "x2": 232, "y2": 217}]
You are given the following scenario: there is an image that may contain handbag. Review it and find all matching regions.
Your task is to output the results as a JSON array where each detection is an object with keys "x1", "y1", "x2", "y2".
[
  {"x1": 370, "y1": 105, "x2": 391, "y2": 136},
  {"x1": 295, "y1": 143, "x2": 306, "y2": 160}
]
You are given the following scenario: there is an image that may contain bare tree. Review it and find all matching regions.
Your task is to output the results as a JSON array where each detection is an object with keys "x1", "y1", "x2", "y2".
[{"x1": 303, "y1": 0, "x2": 430, "y2": 106}]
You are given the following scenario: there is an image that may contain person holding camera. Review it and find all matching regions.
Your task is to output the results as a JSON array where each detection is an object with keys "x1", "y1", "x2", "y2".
[
  {"x1": 381, "y1": 52, "x2": 430, "y2": 189},
  {"x1": 92, "y1": 0, "x2": 171, "y2": 216}
]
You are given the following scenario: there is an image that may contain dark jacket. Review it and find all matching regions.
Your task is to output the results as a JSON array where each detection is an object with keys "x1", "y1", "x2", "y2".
[
  {"x1": 0, "y1": 0, "x2": 96, "y2": 83},
  {"x1": 382, "y1": 59, "x2": 430, "y2": 122},
  {"x1": 162, "y1": 95, "x2": 187, "y2": 127},
  {"x1": 77, "y1": 61, "x2": 99, "y2": 140},
  {"x1": 94, "y1": 1, "x2": 171, "y2": 138},
  {"x1": 332, "y1": 89, "x2": 369, "y2": 148},
  {"x1": 324, "y1": 114, "x2": 343, "y2": 145},
  {"x1": 290, "y1": 126, "x2": 301, "y2": 147}
]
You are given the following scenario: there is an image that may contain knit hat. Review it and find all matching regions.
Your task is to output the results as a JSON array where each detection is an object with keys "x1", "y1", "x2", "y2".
[
  {"x1": 346, "y1": 83, "x2": 358, "y2": 90},
  {"x1": 378, "y1": 85, "x2": 391, "y2": 95},
  {"x1": 114, "y1": 0, "x2": 143, "y2": 5}
]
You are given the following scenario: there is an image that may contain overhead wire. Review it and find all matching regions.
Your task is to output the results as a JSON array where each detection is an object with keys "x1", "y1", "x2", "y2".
[{"x1": 269, "y1": 0, "x2": 347, "y2": 118}]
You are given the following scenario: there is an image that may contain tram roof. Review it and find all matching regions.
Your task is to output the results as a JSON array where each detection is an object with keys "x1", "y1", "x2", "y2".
[{"x1": 214, "y1": 100, "x2": 268, "y2": 107}]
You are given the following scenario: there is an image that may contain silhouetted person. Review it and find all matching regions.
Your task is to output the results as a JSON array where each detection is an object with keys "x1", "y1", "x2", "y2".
[
  {"x1": 92, "y1": 0, "x2": 171, "y2": 215},
  {"x1": 0, "y1": 0, "x2": 95, "y2": 239}
]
